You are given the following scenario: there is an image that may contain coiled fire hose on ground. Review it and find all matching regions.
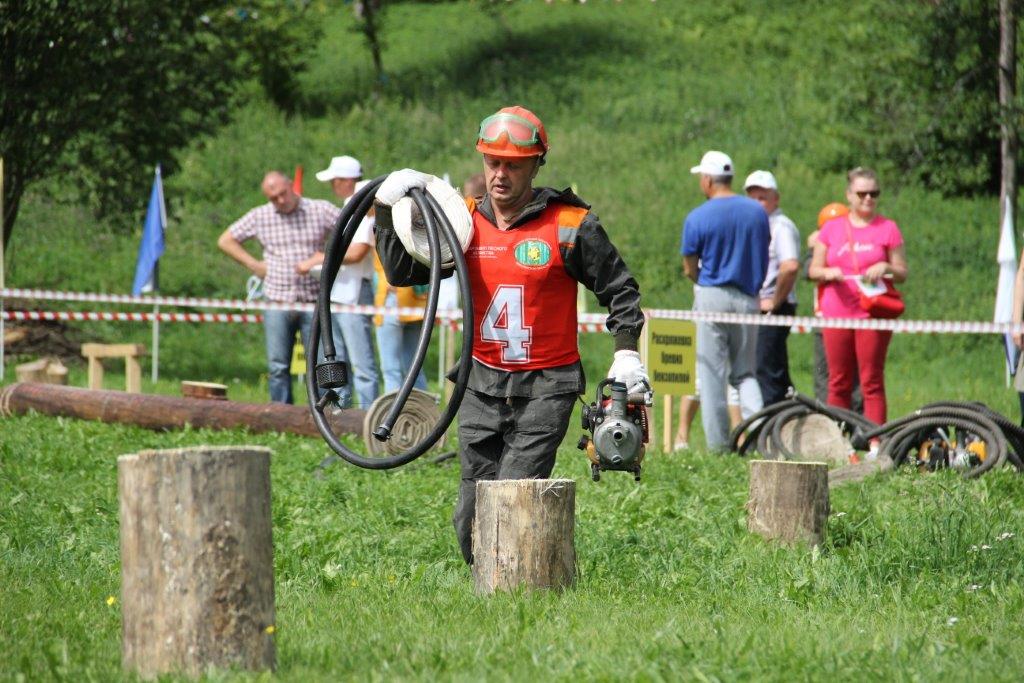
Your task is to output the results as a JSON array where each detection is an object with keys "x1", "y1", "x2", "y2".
[
  {"x1": 306, "y1": 177, "x2": 474, "y2": 469},
  {"x1": 729, "y1": 391, "x2": 1024, "y2": 479}
]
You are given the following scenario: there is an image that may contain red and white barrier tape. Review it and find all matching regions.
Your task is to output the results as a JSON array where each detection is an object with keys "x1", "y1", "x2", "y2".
[
  {"x1": 2, "y1": 288, "x2": 1021, "y2": 335},
  {"x1": 644, "y1": 308, "x2": 1024, "y2": 335},
  {"x1": 0, "y1": 287, "x2": 455, "y2": 319},
  {"x1": 2, "y1": 310, "x2": 262, "y2": 324},
  {"x1": 1, "y1": 309, "x2": 610, "y2": 334}
]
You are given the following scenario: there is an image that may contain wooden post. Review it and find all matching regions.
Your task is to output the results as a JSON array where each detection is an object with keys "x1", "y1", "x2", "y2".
[
  {"x1": 125, "y1": 354, "x2": 142, "y2": 394},
  {"x1": 747, "y1": 460, "x2": 829, "y2": 547},
  {"x1": 472, "y1": 479, "x2": 575, "y2": 594},
  {"x1": 444, "y1": 322, "x2": 457, "y2": 405},
  {"x1": 87, "y1": 355, "x2": 104, "y2": 390},
  {"x1": 119, "y1": 446, "x2": 276, "y2": 679},
  {"x1": 662, "y1": 394, "x2": 672, "y2": 452}
]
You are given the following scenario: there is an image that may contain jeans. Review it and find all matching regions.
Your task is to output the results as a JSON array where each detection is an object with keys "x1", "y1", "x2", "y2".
[
  {"x1": 694, "y1": 285, "x2": 764, "y2": 451},
  {"x1": 330, "y1": 279, "x2": 380, "y2": 409},
  {"x1": 375, "y1": 291, "x2": 428, "y2": 393},
  {"x1": 264, "y1": 308, "x2": 316, "y2": 405}
]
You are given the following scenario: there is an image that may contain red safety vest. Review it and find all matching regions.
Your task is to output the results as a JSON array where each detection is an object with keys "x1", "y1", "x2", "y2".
[{"x1": 465, "y1": 198, "x2": 585, "y2": 371}]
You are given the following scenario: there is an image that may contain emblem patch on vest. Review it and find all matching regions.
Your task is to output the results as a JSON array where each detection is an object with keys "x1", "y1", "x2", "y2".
[{"x1": 513, "y1": 239, "x2": 551, "y2": 268}]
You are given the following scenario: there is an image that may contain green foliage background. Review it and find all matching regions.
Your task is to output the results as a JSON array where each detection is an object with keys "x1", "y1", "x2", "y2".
[{"x1": 6, "y1": 0, "x2": 1016, "y2": 402}]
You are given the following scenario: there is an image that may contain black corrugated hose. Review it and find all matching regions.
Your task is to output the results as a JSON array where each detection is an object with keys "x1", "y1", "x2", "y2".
[
  {"x1": 305, "y1": 179, "x2": 474, "y2": 470},
  {"x1": 728, "y1": 390, "x2": 1024, "y2": 479}
]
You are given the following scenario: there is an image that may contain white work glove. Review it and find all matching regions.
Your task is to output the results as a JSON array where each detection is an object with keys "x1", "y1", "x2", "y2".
[
  {"x1": 376, "y1": 168, "x2": 432, "y2": 206},
  {"x1": 607, "y1": 350, "x2": 651, "y2": 398},
  {"x1": 392, "y1": 175, "x2": 474, "y2": 267}
]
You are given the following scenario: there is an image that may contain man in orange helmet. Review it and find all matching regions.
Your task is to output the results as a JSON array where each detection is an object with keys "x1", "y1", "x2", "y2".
[{"x1": 373, "y1": 105, "x2": 647, "y2": 564}]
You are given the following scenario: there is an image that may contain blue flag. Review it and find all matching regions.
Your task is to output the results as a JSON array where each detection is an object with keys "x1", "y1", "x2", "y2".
[{"x1": 132, "y1": 166, "x2": 167, "y2": 295}]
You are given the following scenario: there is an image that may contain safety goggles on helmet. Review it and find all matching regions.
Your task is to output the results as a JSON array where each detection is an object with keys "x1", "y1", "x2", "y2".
[{"x1": 477, "y1": 113, "x2": 543, "y2": 147}]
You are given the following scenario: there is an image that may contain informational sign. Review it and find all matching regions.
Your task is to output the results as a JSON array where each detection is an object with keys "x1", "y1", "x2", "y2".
[
  {"x1": 291, "y1": 333, "x2": 306, "y2": 376},
  {"x1": 646, "y1": 318, "x2": 696, "y2": 396}
]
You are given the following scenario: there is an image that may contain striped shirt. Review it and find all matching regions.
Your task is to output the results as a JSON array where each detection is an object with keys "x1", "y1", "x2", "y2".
[{"x1": 228, "y1": 198, "x2": 341, "y2": 302}]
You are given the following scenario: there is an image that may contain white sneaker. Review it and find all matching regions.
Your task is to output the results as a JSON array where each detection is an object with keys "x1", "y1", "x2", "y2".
[
  {"x1": 865, "y1": 444, "x2": 880, "y2": 462},
  {"x1": 673, "y1": 440, "x2": 689, "y2": 452}
]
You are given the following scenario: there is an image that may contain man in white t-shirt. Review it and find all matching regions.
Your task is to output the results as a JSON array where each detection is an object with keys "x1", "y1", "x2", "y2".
[
  {"x1": 303, "y1": 157, "x2": 381, "y2": 408},
  {"x1": 744, "y1": 170, "x2": 800, "y2": 405}
]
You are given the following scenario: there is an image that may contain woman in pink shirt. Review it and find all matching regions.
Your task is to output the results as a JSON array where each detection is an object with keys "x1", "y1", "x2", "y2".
[{"x1": 809, "y1": 167, "x2": 908, "y2": 427}]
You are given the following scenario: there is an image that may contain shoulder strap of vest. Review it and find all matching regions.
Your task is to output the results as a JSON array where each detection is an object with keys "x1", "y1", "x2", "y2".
[{"x1": 555, "y1": 204, "x2": 588, "y2": 249}]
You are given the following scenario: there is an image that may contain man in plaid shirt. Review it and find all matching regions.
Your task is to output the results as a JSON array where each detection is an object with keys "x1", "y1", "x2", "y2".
[{"x1": 218, "y1": 171, "x2": 343, "y2": 404}]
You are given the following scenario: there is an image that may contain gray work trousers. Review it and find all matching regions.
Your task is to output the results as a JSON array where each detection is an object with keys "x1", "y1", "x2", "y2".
[
  {"x1": 694, "y1": 285, "x2": 764, "y2": 451},
  {"x1": 453, "y1": 389, "x2": 576, "y2": 564}
]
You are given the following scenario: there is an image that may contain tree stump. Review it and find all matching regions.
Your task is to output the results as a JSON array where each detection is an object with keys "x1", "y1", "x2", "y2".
[
  {"x1": 14, "y1": 357, "x2": 67, "y2": 385},
  {"x1": 118, "y1": 446, "x2": 276, "y2": 679},
  {"x1": 181, "y1": 381, "x2": 229, "y2": 400},
  {"x1": 747, "y1": 460, "x2": 829, "y2": 547},
  {"x1": 472, "y1": 479, "x2": 576, "y2": 594}
]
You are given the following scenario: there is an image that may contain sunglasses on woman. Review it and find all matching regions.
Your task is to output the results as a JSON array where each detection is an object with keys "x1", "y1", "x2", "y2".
[{"x1": 855, "y1": 190, "x2": 881, "y2": 199}]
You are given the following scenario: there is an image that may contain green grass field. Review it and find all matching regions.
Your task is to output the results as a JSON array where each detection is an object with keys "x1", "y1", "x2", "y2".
[
  {"x1": 3, "y1": 412, "x2": 1024, "y2": 681},
  {"x1": 4, "y1": 0, "x2": 1024, "y2": 680}
]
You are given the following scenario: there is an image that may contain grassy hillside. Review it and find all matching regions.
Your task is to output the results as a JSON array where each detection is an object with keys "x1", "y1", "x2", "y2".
[{"x1": 7, "y1": 1, "x2": 1004, "y2": 314}]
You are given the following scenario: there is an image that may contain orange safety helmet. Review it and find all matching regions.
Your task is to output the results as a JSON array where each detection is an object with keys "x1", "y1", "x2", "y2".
[
  {"x1": 475, "y1": 105, "x2": 549, "y2": 160},
  {"x1": 817, "y1": 202, "x2": 849, "y2": 228}
]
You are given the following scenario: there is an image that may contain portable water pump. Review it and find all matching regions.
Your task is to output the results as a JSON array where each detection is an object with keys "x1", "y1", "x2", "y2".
[{"x1": 577, "y1": 378, "x2": 651, "y2": 482}]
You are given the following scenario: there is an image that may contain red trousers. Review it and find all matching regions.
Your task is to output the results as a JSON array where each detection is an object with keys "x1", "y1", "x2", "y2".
[{"x1": 822, "y1": 328, "x2": 893, "y2": 425}]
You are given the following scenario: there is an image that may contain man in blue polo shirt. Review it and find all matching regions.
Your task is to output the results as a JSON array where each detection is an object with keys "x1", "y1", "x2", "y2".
[{"x1": 681, "y1": 151, "x2": 770, "y2": 451}]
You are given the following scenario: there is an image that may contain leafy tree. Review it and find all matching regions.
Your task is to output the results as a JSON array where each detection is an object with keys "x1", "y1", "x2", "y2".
[
  {"x1": 824, "y1": 0, "x2": 1018, "y2": 196},
  {"x1": 0, "y1": 1, "x2": 323, "y2": 248},
  {"x1": 353, "y1": 0, "x2": 387, "y2": 91}
]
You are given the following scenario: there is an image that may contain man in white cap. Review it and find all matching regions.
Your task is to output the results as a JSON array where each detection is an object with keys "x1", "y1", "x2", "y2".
[
  {"x1": 302, "y1": 157, "x2": 380, "y2": 408},
  {"x1": 744, "y1": 170, "x2": 801, "y2": 405},
  {"x1": 315, "y1": 155, "x2": 362, "y2": 201},
  {"x1": 680, "y1": 151, "x2": 770, "y2": 451}
]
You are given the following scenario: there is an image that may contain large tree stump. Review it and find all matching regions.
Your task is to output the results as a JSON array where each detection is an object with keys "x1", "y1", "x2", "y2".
[
  {"x1": 747, "y1": 460, "x2": 829, "y2": 547},
  {"x1": 472, "y1": 479, "x2": 576, "y2": 594},
  {"x1": 119, "y1": 446, "x2": 276, "y2": 679}
]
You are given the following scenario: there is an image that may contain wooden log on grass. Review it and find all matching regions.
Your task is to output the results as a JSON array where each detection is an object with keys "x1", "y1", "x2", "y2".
[
  {"x1": 0, "y1": 382, "x2": 364, "y2": 438},
  {"x1": 472, "y1": 479, "x2": 576, "y2": 594},
  {"x1": 119, "y1": 446, "x2": 275, "y2": 679},
  {"x1": 747, "y1": 460, "x2": 829, "y2": 547}
]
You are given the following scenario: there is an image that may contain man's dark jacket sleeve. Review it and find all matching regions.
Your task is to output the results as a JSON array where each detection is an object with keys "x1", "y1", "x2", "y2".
[{"x1": 563, "y1": 210, "x2": 644, "y2": 351}]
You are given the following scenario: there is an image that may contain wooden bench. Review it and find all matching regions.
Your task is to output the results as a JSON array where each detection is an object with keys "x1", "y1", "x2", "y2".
[{"x1": 81, "y1": 343, "x2": 148, "y2": 393}]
